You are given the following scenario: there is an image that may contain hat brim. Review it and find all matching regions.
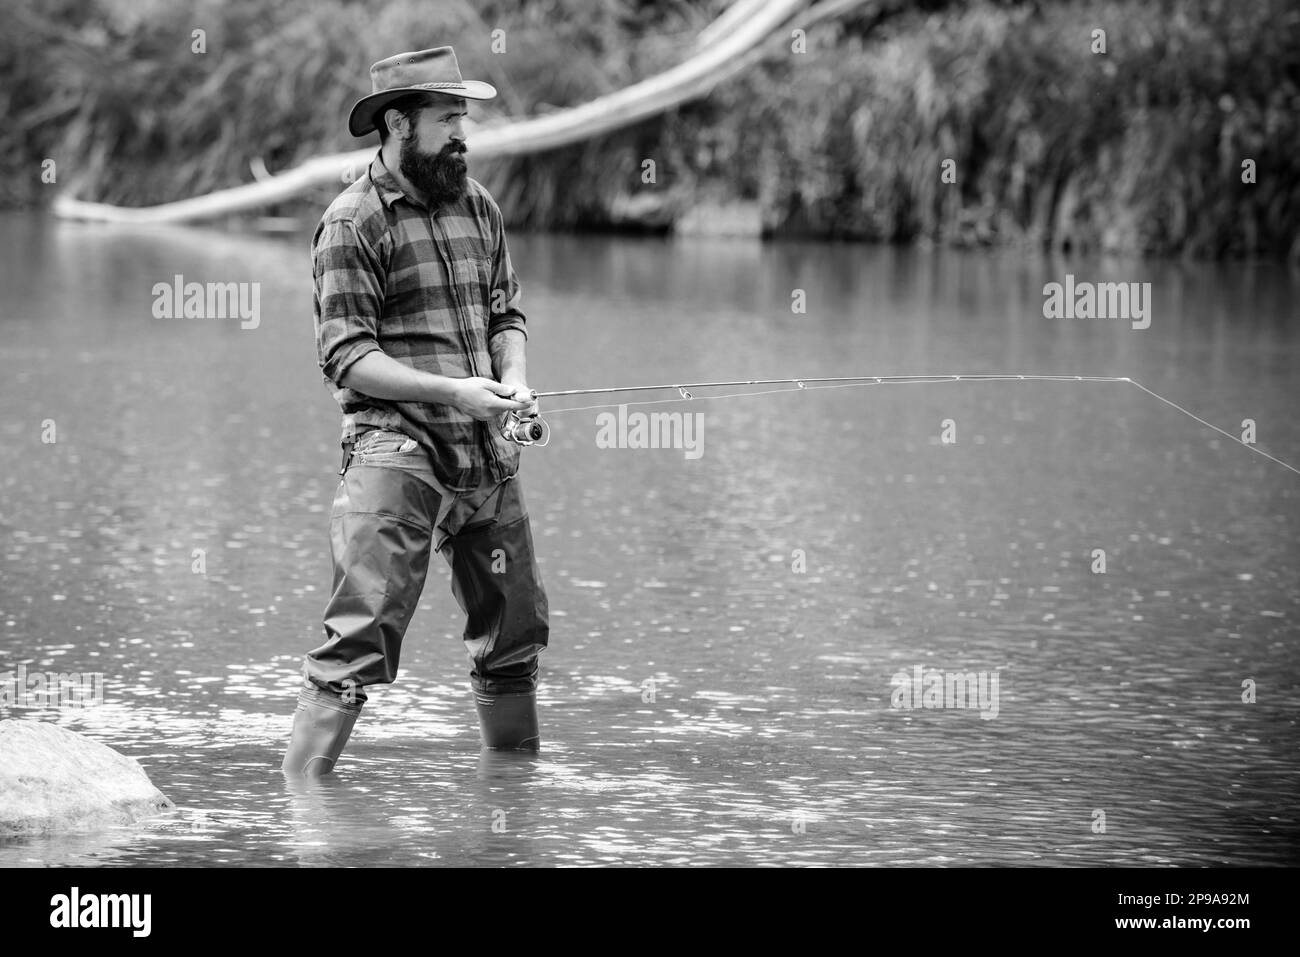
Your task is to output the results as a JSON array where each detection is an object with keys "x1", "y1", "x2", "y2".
[{"x1": 348, "y1": 81, "x2": 497, "y2": 136}]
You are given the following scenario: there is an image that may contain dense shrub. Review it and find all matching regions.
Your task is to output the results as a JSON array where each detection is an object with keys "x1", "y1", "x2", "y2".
[{"x1": 2, "y1": 0, "x2": 1294, "y2": 257}]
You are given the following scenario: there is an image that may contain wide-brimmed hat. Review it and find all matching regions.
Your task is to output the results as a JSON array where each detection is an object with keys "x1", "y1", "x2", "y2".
[{"x1": 348, "y1": 46, "x2": 496, "y2": 137}]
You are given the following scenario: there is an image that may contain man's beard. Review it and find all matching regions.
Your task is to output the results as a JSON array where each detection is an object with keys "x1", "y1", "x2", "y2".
[{"x1": 400, "y1": 137, "x2": 469, "y2": 207}]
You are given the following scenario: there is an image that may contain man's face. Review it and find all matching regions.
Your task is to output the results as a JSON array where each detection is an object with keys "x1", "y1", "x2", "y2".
[{"x1": 397, "y1": 97, "x2": 469, "y2": 207}]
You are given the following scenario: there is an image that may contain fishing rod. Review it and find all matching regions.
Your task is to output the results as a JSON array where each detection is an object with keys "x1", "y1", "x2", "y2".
[
  {"x1": 497, "y1": 373, "x2": 1299, "y2": 476},
  {"x1": 538, "y1": 373, "x2": 1131, "y2": 399}
]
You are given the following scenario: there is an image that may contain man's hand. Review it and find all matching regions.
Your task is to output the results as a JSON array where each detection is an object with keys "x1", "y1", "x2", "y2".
[
  {"x1": 452, "y1": 376, "x2": 534, "y2": 421},
  {"x1": 500, "y1": 376, "x2": 539, "y2": 417}
]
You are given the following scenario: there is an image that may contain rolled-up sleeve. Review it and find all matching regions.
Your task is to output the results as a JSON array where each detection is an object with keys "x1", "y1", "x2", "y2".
[
  {"x1": 313, "y1": 217, "x2": 385, "y2": 386},
  {"x1": 486, "y1": 199, "x2": 527, "y2": 341}
]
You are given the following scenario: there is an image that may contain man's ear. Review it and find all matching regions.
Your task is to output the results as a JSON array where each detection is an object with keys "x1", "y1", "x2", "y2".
[{"x1": 385, "y1": 108, "x2": 408, "y2": 139}]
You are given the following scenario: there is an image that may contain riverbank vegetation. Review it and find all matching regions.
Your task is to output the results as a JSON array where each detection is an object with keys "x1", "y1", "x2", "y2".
[{"x1": 3, "y1": 0, "x2": 1295, "y2": 257}]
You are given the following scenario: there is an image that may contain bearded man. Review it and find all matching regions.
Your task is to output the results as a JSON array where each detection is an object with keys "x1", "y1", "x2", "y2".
[{"x1": 282, "y1": 47, "x2": 550, "y2": 776}]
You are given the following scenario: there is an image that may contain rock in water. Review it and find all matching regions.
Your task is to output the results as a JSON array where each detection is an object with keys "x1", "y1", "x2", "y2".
[{"x1": 0, "y1": 720, "x2": 173, "y2": 833}]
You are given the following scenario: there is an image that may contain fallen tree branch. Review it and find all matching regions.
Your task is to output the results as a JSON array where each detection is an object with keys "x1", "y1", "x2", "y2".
[{"x1": 54, "y1": 0, "x2": 884, "y2": 224}]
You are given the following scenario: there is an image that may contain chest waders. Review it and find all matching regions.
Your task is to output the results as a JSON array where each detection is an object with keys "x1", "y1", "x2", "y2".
[{"x1": 282, "y1": 430, "x2": 548, "y2": 778}]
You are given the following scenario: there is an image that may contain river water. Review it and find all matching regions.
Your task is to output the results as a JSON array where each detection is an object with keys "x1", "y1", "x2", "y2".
[{"x1": 0, "y1": 211, "x2": 1296, "y2": 866}]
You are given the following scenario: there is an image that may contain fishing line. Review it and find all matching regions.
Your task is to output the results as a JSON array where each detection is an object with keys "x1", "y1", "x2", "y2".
[
  {"x1": 503, "y1": 374, "x2": 1297, "y2": 475},
  {"x1": 1124, "y1": 379, "x2": 1299, "y2": 476}
]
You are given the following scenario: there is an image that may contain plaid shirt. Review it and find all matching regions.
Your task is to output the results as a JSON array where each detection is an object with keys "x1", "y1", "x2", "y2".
[{"x1": 313, "y1": 152, "x2": 526, "y2": 491}]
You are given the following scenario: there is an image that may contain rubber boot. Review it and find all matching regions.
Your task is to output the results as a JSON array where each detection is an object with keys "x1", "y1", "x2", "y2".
[
  {"x1": 281, "y1": 688, "x2": 360, "y2": 777},
  {"x1": 474, "y1": 690, "x2": 540, "y2": 751}
]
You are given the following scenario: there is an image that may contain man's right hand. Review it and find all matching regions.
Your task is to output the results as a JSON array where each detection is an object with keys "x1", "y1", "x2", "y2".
[{"x1": 451, "y1": 376, "x2": 534, "y2": 421}]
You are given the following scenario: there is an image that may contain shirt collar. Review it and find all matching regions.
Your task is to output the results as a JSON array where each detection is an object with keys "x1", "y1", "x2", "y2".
[{"x1": 368, "y1": 151, "x2": 425, "y2": 211}]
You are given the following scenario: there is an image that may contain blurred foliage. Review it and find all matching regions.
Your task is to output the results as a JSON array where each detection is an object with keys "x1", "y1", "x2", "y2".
[{"x1": 2, "y1": 0, "x2": 1296, "y2": 257}]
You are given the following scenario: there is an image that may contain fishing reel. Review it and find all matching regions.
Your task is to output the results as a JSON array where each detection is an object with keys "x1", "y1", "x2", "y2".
[{"x1": 499, "y1": 395, "x2": 550, "y2": 447}]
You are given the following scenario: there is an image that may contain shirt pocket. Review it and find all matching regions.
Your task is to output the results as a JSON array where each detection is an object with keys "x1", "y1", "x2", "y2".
[{"x1": 466, "y1": 254, "x2": 496, "y2": 316}]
